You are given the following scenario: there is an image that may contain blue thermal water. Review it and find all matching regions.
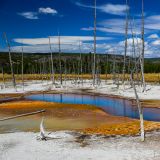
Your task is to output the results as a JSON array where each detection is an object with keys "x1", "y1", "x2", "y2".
[{"x1": 26, "y1": 94, "x2": 160, "y2": 121}]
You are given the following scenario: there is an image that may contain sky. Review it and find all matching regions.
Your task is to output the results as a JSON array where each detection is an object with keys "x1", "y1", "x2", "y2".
[{"x1": 0, "y1": 0, "x2": 160, "y2": 57}]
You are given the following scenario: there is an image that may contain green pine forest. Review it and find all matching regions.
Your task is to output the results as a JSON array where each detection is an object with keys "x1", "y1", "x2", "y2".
[{"x1": 0, "y1": 52, "x2": 160, "y2": 74}]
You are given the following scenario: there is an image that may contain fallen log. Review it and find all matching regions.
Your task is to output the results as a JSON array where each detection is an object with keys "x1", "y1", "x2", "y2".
[
  {"x1": 0, "y1": 109, "x2": 45, "y2": 121},
  {"x1": 0, "y1": 97, "x2": 24, "y2": 103}
]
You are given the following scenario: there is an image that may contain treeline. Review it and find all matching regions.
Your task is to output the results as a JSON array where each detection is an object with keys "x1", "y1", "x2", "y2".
[
  {"x1": 0, "y1": 52, "x2": 160, "y2": 74},
  {"x1": 144, "y1": 59, "x2": 160, "y2": 73}
]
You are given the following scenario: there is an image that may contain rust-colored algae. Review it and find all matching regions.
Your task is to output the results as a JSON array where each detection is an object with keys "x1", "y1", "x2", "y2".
[
  {"x1": 0, "y1": 100, "x2": 160, "y2": 135},
  {"x1": 83, "y1": 121, "x2": 160, "y2": 136},
  {"x1": 141, "y1": 100, "x2": 160, "y2": 109}
]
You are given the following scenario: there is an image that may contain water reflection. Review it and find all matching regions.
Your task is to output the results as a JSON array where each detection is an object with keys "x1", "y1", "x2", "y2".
[{"x1": 26, "y1": 94, "x2": 160, "y2": 122}]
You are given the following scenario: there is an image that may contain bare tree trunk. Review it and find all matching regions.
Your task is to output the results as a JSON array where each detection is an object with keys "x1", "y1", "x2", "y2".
[
  {"x1": 130, "y1": 20, "x2": 139, "y2": 85},
  {"x1": 130, "y1": 72, "x2": 145, "y2": 141},
  {"x1": 48, "y1": 37, "x2": 55, "y2": 85},
  {"x1": 39, "y1": 60, "x2": 43, "y2": 85},
  {"x1": 58, "y1": 33, "x2": 62, "y2": 86},
  {"x1": 96, "y1": 54, "x2": 101, "y2": 86},
  {"x1": 141, "y1": 0, "x2": 146, "y2": 92},
  {"x1": 0, "y1": 110, "x2": 45, "y2": 121},
  {"x1": 79, "y1": 40, "x2": 83, "y2": 86},
  {"x1": 3, "y1": 33, "x2": 16, "y2": 90},
  {"x1": 81, "y1": 54, "x2": 83, "y2": 86},
  {"x1": 64, "y1": 58, "x2": 67, "y2": 85},
  {"x1": 130, "y1": 18, "x2": 145, "y2": 140},
  {"x1": 112, "y1": 52, "x2": 116, "y2": 84},
  {"x1": 21, "y1": 45, "x2": 24, "y2": 91},
  {"x1": 122, "y1": 0, "x2": 129, "y2": 86},
  {"x1": 105, "y1": 53, "x2": 109, "y2": 84},
  {"x1": 92, "y1": 0, "x2": 97, "y2": 86},
  {"x1": 1, "y1": 65, "x2": 5, "y2": 89}
]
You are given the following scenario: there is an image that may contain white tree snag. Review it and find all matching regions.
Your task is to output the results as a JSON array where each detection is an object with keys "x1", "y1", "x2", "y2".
[
  {"x1": 3, "y1": 32, "x2": 16, "y2": 90},
  {"x1": 131, "y1": 72, "x2": 145, "y2": 141},
  {"x1": 1, "y1": 65, "x2": 5, "y2": 89},
  {"x1": 58, "y1": 32, "x2": 62, "y2": 86},
  {"x1": 122, "y1": 0, "x2": 129, "y2": 86},
  {"x1": 48, "y1": 37, "x2": 55, "y2": 85},
  {"x1": 38, "y1": 117, "x2": 60, "y2": 141},
  {"x1": 92, "y1": 0, "x2": 97, "y2": 86},
  {"x1": 21, "y1": 44, "x2": 24, "y2": 91},
  {"x1": 40, "y1": 117, "x2": 47, "y2": 140},
  {"x1": 141, "y1": 0, "x2": 146, "y2": 92},
  {"x1": 79, "y1": 40, "x2": 83, "y2": 86}
]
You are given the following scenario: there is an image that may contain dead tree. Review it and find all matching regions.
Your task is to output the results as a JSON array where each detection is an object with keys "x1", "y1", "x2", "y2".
[
  {"x1": 58, "y1": 33, "x2": 62, "y2": 86},
  {"x1": 130, "y1": 71, "x2": 145, "y2": 141},
  {"x1": 0, "y1": 110, "x2": 45, "y2": 121},
  {"x1": 92, "y1": 0, "x2": 97, "y2": 86},
  {"x1": 79, "y1": 40, "x2": 83, "y2": 86},
  {"x1": 130, "y1": 16, "x2": 145, "y2": 141},
  {"x1": 21, "y1": 45, "x2": 24, "y2": 91},
  {"x1": 105, "y1": 53, "x2": 109, "y2": 84},
  {"x1": 48, "y1": 37, "x2": 55, "y2": 85},
  {"x1": 3, "y1": 33, "x2": 16, "y2": 90},
  {"x1": 112, "y1": 51, "x2": 116, "y2": 83},
  {"x1": 122, "y1": 0, "x2": 129, "y2": 85},
  {"x1": 96, "y1": 54, "x2": 101, "y2": 86},
  {"x1": 140, "y1": 0, "x2": 146, "y2": 92},
  {"x1": 64, "y1": 58, "x2": 67, "y2": 85},
  {"x1": 130, "y1": 19, "x2": 139, "y2": 84},
  {"x1": 1, "y1": 64, "x2": 5, "y2": 89},
  {"x1": 38, "y1": 59, "x2": 43, "y2": 84}
]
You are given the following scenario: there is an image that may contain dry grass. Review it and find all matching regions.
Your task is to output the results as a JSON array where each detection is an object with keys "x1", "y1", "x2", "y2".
[{"x1": 0, "y1": 73, "x2": 160, "y2": 83}]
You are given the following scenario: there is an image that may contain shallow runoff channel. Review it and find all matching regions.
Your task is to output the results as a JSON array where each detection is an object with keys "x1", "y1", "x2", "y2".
[{"x1": 26, "y1": 93, "x2": 160, "y2": 122}]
